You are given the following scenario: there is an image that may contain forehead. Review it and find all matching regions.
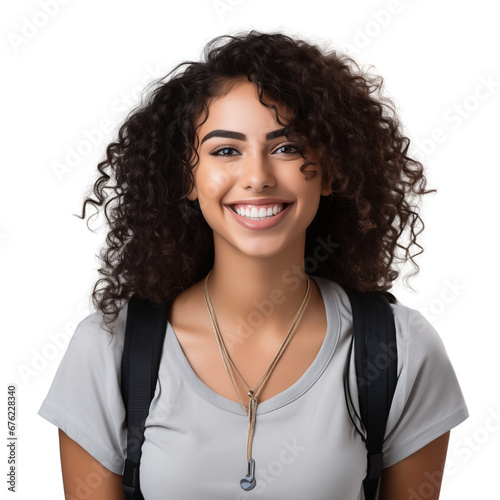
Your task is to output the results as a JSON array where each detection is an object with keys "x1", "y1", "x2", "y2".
[{"x1": 195, "y1": 80, "x2": 292, "y2": 141}]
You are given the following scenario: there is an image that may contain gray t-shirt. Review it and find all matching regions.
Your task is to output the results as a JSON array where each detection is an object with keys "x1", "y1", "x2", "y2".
[{"x1": 38, "y1": 275, "x2": 468, "y2": 499}]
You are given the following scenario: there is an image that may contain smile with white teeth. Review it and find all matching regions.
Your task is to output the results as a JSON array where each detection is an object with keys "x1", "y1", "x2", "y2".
[{"x1": 231, "y1": 204, "x2": 286, "y2": 220}]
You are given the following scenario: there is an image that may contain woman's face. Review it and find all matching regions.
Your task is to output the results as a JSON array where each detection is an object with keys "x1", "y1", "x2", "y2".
[{"x1": 187, "y1": 79, "x2": 332, "y2": 259}]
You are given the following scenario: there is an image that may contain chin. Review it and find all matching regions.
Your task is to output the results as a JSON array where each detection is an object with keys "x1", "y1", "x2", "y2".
[{"x1": 235, "y1": 238, "x2": 297, "y2": 260}]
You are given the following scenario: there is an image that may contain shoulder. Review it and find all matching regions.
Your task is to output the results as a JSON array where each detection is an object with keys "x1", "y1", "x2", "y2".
[
  {"x1": 68, "y1": 305, "x2": 128, "y2": 367},
  {"x1": 314, "y1": 275, "x2": 443, "y2": 354},
  {"x1": 387, "y1": 301, "x2": 453, "y2": 379},
  {"x1": 314, "y1": 275, "x2": 460, "y2": 385}
]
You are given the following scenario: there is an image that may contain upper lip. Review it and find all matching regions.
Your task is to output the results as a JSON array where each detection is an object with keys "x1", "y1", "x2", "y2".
[{"x1": 225, "y1": 198, "x2": 293, "y2": 206}]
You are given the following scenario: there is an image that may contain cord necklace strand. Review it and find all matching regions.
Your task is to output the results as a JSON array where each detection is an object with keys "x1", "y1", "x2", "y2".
[{"x1": 203, "y1": 270, "x2": 311, "y2": 491}]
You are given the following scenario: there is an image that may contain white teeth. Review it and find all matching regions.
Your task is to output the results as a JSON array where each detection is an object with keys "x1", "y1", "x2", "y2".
[{"x1": 235, "y1": 204, "x2": 285, "y2": 220}]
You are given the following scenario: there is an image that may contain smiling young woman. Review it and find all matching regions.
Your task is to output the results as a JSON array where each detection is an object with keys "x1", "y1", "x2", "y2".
[
  {"x1": 188, "y1": 78, "x2": 332, "y2": 261},
  {"x1": 38, "y1": 31, "x2": 468, "y2": 500}
]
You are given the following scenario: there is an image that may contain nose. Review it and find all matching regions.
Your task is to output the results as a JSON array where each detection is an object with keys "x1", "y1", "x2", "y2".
[{"x1": 238, "y1": 149, "x2": 276, "y2": 191}]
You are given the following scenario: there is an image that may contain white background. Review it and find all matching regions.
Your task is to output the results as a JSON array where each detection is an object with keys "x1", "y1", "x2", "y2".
[{"x1": 2, "y1": 0, "x2": 499, "y2": 498}]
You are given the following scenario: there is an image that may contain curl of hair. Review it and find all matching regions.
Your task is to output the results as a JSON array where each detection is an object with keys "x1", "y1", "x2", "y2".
[{"x1": 77, "y1": 30, "x2": 436, "y2": 328}]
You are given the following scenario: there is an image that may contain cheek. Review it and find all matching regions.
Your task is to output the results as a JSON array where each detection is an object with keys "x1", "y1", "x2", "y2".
[{"x1": 197, "y1": 168, "x2": 232, "y2": 201}]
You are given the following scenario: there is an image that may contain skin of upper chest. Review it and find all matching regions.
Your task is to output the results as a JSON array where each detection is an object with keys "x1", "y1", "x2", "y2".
[{"x1": 167, "y1": 279, "x2": 328, "y2": 404}]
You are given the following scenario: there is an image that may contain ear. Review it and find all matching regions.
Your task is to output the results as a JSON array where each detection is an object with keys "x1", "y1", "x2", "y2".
[
  {"x1": 185, "y1": 149, "x2": 200, "y2": 201},
  {"x1": 187, "y1": 185, "x2": 198, "y2": 201},
  {"x1": 321, "y1": 177, "x2": 333, "y2": 197},
  {"x1": 185, "y1": 173, "x2": 198, "y2": 201},
  {"x1": 308, "y1": 150, "x2": 333, "y2": 197}
]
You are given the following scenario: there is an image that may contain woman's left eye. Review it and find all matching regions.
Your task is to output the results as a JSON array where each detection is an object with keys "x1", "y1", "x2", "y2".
[{"x1": 274, "y1": 143, "x2": 299, "y2": 154}]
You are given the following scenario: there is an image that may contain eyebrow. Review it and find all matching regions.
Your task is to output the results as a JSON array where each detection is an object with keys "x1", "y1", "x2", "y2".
[{"x1": 200, "y1": 127, "x2": 287, "y2": 146}]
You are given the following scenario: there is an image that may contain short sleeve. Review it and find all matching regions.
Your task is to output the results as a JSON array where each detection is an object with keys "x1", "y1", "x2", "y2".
[
  {"x1": 382, "y1": 305, "x2": 469, "y2": 467},
  {"x1": 38, "y1": 308, "x2": 127, "y2": 475}
]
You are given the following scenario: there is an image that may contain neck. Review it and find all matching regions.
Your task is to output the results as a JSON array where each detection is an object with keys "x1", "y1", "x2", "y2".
[{"x1": 206, "y1": 238, "x2": 311, "y2": 347}]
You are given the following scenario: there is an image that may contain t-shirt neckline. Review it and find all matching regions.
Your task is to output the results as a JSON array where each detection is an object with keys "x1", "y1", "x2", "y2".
[{"x1": 166, "y1": 274, "x2": 341, "y2": 416}]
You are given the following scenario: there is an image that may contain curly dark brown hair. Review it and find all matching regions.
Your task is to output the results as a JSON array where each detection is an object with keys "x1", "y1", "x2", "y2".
[{"x1": 77, "y1": 29, "x2": 436, "y2": 328}]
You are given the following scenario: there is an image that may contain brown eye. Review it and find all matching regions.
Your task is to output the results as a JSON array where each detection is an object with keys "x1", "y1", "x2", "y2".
[
  {"x1": 211, "y1": 146, "x2": 239, "y2": 157},
  {"x1": 274, "y1": 143, "x2": 299, "y2": 154}
]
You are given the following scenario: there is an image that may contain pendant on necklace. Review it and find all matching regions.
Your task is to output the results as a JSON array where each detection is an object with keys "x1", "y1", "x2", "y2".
[
  {"x1": 241, "y1": 390, "x2": 258, "y2": 490},
  {"x1": 240, "y1": 458, "x2": 256, "y2": 491}
]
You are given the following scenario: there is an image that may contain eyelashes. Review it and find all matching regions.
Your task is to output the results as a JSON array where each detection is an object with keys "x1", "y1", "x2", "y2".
[
  {"x1": 210, "y1": 143, "x2": 299, "y2": 157},
  {"x1": 210, "y1": 145, "x2": 238, "y2": 157}
]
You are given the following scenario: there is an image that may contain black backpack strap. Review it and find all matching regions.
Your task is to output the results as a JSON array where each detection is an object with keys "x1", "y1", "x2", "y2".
[
  {"x1": 121, "y1": 295, "x2": 170, "y2": 500},
  {"x1": 344, "y1": 288, "x2": 398, "y2": 500}
]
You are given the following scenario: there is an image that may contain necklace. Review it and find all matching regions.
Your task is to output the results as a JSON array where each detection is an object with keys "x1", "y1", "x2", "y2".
[{"x1": 203, "y1": 270, "x2": 311, "y2": 491}]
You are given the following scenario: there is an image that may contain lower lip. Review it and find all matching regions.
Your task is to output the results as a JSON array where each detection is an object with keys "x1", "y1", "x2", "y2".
[{"x1": 226, "y1": 204, "x2": 293, "y2": 230}]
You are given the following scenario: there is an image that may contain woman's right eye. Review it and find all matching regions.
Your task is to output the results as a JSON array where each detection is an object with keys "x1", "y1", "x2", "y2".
[{"x1": 210, "y1": 146, "x2": 239, "y2": 157}]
